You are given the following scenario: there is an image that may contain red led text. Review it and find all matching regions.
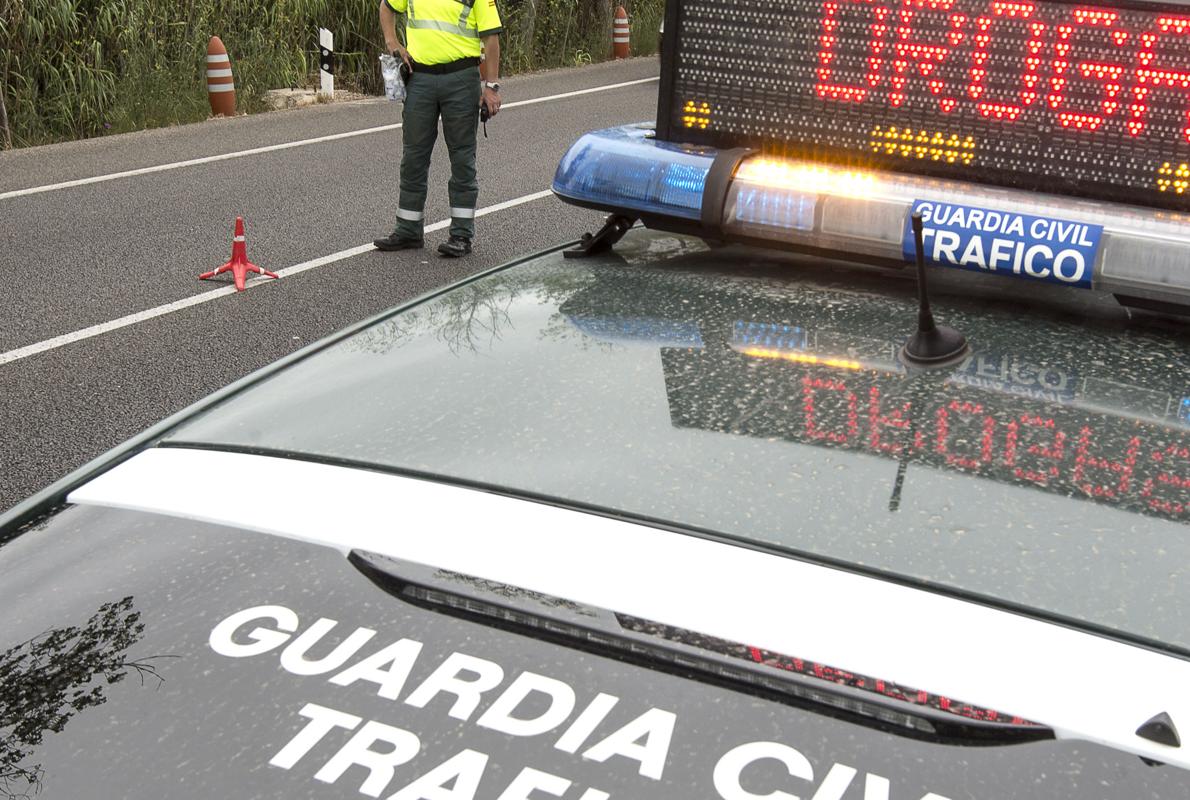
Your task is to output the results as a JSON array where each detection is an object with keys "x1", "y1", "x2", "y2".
[{"x1": 815, "y1": 0, "x2": 1190, "y2": 142}]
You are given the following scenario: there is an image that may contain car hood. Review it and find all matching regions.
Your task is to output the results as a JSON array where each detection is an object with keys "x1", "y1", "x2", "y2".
[{"x1": 2, "y1": 499, "x2": 1189, "y2": 799}]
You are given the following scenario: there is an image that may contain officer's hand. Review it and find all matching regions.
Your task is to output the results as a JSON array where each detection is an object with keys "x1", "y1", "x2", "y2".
[
  {"x1": 390, "y1": 45, "x2": 412, "y2": 69},
  {"x1": 482, "y1": 87, "x2": 501, "y2": 116}
]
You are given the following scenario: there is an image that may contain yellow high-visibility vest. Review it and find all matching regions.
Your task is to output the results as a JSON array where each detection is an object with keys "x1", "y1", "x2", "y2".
[{"x1": 387, "y1": 0, "x2": 502, "y2": 65}]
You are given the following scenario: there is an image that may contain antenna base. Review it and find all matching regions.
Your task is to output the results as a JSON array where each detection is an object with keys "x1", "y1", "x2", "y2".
[{"x1": 902, "y1": 325, "x2": 969, "y2": 366}]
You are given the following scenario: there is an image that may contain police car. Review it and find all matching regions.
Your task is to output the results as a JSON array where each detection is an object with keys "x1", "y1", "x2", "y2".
[{"x1": 4, "y1": 1, "x2": 1190, "y2": 797}]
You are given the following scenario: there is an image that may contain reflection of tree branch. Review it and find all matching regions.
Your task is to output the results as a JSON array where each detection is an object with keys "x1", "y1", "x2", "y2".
[
  {"x1": 0, "y1": 763, "x2": 41, "y2": 800},
  {"x1": 343, "y1": 288, "x2": 515, "y2": 356},
  {"x1": 124, "y1": 656, "x2": 175, "y2": 689},
  {"x1": 0, "y1": 597, "x2": 173, "y2": 799},
  {"x1": 343, "y1": 269, "x2": 595, "y2": 357},
  {"x1": 435, "y1": 286, "x2": 515, "y2": 355}
]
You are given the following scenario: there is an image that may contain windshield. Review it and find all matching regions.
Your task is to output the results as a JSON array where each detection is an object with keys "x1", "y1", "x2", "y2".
[{"x1": 166, "y1": 230, "x2": 1190, "y2": 653}]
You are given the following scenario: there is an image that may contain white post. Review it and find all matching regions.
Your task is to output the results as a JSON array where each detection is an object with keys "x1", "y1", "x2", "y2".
[{"x1": 318, "y1": 28, "x2": 334, "y2": 99}]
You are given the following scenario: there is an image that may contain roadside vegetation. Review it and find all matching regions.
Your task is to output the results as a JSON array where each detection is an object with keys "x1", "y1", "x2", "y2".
[{"x1": 0, "y1": 0, "x2": 662, "y2": 149}]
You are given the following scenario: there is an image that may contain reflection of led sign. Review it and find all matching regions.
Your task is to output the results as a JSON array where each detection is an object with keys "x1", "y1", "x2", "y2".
[
  {"x1": 738, "y1": 347, "x2": 863, "y2": 370},
  {"x1": 618, "y1": 614, "x2": 1036, "y2": 726},
  {"x1": 732, "y1": 322, "x2": 1079, "y2": 401},
  {"x1": 664, "y1": 349, "x2": 1190, "y2": 522},
  {"x1": 664, "y1": 0, "x2": 1190, "y2": 210}
]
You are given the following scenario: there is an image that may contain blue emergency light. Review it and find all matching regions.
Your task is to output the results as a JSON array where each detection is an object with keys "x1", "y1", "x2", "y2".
[{"x1": 552, "y1": 124, "x2": 713, "y2": 220}]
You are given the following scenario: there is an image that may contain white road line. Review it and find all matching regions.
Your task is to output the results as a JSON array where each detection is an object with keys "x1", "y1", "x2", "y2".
[
  {"x1": 0, "y1": 77, "x2": 658, "y2": 201},
  {"x1": 0, "y1": 189, "x2": 555, "y2": 366}
]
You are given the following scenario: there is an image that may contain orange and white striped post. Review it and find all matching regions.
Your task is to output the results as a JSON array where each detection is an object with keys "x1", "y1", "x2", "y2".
[
  {"x1": 613, "y1": 7, "x2": 631, "y2": 59},
  {"x1": 206, "y1": 36, "x2": 236, "y2": 117}
]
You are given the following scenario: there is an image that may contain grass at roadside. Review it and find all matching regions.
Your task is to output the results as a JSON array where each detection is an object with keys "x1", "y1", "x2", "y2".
[{"x1": 0, "y1": 0, "x2": 661, "y2": 150}]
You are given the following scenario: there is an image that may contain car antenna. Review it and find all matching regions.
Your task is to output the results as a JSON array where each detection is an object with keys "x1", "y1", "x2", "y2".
[{"x1": 901, "y1": 212, "x2": 968, "y2": 366}]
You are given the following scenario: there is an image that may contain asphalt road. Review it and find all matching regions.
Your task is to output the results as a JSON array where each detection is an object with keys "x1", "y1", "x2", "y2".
[{"x1": 0, "y1": 57, "x2": 661, "y2": 512}]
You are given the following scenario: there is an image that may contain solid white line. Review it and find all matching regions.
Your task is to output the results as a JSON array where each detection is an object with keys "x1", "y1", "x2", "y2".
[
  {"x1": 491, "y1": 75, "x2": 656, "y2": 111},
  {"x1": 0, "y1": 76, "x2": 658, "y2": 202},
  {"x1": 0, "y1": 189, "x2": 555, "y2": 366}
]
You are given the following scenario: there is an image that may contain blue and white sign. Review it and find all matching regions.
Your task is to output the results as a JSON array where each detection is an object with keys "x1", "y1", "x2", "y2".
[{"x1": 903, "y1": 201, "x2": 1103, "y2": 288}]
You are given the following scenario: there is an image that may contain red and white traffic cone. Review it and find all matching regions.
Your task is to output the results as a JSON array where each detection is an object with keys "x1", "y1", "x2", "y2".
[
  {"x1": 612, "y1": 7, "x2": 630, "y2": 59},
  {"x1": 198, "y1": 217, "x2": 279, "y2": 291}
]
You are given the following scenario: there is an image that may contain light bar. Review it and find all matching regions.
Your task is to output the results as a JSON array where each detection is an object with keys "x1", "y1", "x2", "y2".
[
  {"x1": 551, "y1": 123, "x2": 714, "y2": 220},
  {"x1": 553, "y1": 125, "x2": 1190, "y2": 309}
]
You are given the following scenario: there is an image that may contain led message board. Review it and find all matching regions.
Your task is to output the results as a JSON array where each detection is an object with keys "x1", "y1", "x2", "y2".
[{"x1": 659, "y1": 0, "x2": 1190, "y2": 210}]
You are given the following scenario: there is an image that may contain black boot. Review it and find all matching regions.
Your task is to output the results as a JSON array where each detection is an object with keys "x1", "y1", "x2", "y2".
[
  {"x1": 437, "y1": 235, "x2": 472, "y2": 258},
  {"x1": 373, "y1": 230, "x2": 424, "y2": 251}
]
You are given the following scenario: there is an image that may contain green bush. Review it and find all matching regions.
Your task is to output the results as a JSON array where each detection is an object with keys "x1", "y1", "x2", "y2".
[{"x1": 0, "y1": 0, "x2": 662, "y2": 149}]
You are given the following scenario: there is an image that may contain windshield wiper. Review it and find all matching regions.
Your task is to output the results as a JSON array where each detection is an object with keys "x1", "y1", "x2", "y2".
[{"x1": 347, "y1": 549, "x2": 1052, "y2": 745}]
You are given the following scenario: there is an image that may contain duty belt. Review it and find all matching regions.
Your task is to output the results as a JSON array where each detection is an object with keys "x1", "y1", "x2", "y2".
[{"x1": 410, "y1": 57, "x2": 480, "y2": 75}]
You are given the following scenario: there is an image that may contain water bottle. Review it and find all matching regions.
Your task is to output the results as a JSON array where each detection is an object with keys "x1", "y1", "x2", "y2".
[{"x1": 380, "y1": 54, "x2": 406, "y2": 102}]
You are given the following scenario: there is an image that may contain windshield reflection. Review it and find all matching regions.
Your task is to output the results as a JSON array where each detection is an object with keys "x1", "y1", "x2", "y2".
[
  {"x1": 344, "y1": 269, "x2": 600, "y2": 357},
  {"x1": 562, "y1": 264, "x2": 1190, "y2": 526}
]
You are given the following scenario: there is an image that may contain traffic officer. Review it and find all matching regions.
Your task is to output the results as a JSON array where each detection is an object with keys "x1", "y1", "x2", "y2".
[{"x1": 374, "y1": 0, "x2": 502, "y2": 257}]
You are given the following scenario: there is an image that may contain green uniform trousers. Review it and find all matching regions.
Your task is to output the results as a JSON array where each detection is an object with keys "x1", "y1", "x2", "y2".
[{"x1": 394, "y1": 66, "x2": 482, "y2": 241}]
